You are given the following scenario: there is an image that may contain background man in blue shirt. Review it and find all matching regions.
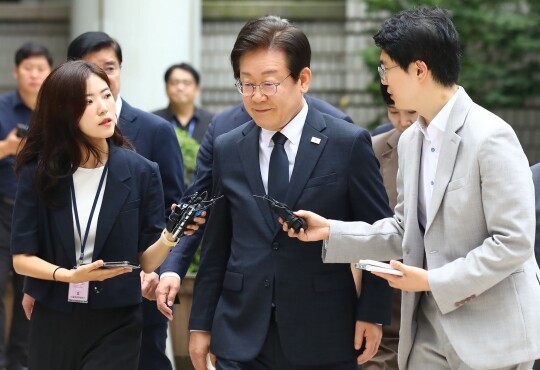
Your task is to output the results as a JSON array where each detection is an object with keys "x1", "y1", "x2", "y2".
[
  {"x1": 0, "y1": 41, "x2": 53, "y2": 370},
  {"x1": 153, "y1": 62, "x2": 214, "y2": 144}
]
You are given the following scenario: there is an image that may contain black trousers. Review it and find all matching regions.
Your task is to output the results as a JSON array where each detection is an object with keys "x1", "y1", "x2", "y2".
[
  {"x1": 216, "y1": 310, "x2": 357, "y2": 370},
  {"x1": 28, "y1": 302, "x2": 142, "y2": 370},
  {"x1": 138, "y1": 298, "x2": 172, "y2": 370},
  {"x1": 0, "y1": 199, "x2": 29, "y2": 369}
]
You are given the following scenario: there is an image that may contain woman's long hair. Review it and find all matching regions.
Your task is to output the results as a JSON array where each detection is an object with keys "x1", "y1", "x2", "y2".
[{"x1": 15, "y1": 60, "x2": 132, "y2": 206}]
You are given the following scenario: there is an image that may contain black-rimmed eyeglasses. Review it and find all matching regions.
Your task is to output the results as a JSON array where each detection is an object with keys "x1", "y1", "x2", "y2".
[{"x1": 235, "y1": 73, "x2": 292, "y2": 97}]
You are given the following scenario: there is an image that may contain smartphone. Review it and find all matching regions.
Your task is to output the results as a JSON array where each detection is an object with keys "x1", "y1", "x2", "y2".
[
  {"x1": 15, "y1": 123, "x2": 29, "y2": 138},
  {"x1": 355, "y1": 259, "x2": 403, "y2": 276},
  {"x1": 101, "y1": 261, "x2": 140, "y2": 269}
]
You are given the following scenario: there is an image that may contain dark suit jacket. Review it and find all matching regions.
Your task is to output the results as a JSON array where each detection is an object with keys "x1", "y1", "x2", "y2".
[
  {"x1": 152, "y1": 105, "x2": 214, "y2": 144},
  {"x1": 188, "y1": 108, "x2": 392, "y2": 366},
  {"x1": 11, "y1": 144, "x2": 165, "y2": 313},
  {"x1": 160, "y1": 95, "x2": 353, "y2": 278},
  {"x1": 532, "y1": 163, "x2": 540, "y2": 269},
  {"x1": 119, "y1": 99, "x2": 185, "y2": 221}
]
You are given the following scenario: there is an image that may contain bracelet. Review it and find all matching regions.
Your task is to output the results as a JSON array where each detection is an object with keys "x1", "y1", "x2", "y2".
[
  {"x1": 52, "y1": 266, "x2": 63, "y2": 282},
  {"x1": 160, "y1": 229, "x2": 178, "y2": 247}
]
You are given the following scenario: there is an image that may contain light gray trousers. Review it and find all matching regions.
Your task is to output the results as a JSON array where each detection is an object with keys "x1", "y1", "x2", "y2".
[{"x1": 407, "y1": 292, "x2": 534, "y2": 370}]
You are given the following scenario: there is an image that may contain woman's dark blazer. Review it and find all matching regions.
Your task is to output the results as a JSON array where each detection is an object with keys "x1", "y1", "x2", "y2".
[{"x1": 11, "y1": 144, "x2": 165, "y2": 313}]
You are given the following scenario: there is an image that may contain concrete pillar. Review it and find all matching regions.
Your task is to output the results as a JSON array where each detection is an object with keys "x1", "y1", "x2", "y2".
[
  {"x1": 343, "y1": 0, "x2": 386, "y2": 127},
  {"x1": 71, "y1": 0, "x2": 201, "y2": 111}
]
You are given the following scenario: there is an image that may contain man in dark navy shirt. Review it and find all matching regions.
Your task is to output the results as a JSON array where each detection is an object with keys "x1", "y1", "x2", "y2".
[
  {"x1": 0, "y1": 41, "x2": 53, "y2": 370},
  {"x1": 153, "y1": 63, "x2": 214, "y2": 144}
]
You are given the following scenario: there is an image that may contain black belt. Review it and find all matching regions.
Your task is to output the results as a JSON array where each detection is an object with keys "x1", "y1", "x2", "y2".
[{"x1": 0, "y1": 196, "x2": 15, "y2": 206}]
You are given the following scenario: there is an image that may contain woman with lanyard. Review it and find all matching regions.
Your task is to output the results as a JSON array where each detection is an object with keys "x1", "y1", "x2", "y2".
[{"x1": 10, "y1": 60, "x2": 203, "y2": 370}]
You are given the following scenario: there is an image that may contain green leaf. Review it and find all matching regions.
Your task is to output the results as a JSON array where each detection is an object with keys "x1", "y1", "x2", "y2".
[
  {"x1": 361, "y1": 0, "x2": 540, "y2": 109},
  {"x1": 175, "y1": 128, "x2": 200, "y2": 186}
]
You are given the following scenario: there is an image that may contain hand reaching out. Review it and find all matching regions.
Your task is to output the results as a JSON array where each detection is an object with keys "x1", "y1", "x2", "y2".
[{"x1": 280, "y1": 210, "x2": 331, "y2": 242}]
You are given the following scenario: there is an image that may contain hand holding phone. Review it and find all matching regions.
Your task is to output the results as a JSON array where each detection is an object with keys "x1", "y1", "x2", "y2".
[
  {"x1": 101, "y1": 261, "x2": 140, "y2": 269},
  {"x1": 355, "y1": 259, "x2": 403, "y2": 276},
  {"x1": 15, "y1": 123, "x2": 29, "y2": 138}
]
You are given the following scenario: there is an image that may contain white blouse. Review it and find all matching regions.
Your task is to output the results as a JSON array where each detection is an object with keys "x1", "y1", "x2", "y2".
[{"x1": 71, "y1": 165, "x2": 108, "y2": 265}]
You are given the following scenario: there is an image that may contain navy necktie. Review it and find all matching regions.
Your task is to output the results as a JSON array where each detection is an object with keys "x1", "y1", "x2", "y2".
[{"x1": 268, "y1": 132, "x2": 289, "y2": 202}]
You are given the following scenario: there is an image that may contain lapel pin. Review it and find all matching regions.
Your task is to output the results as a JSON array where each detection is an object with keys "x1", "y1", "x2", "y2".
[{"x1": 311, "y1": 137, "x2": 321, "y2": 144}]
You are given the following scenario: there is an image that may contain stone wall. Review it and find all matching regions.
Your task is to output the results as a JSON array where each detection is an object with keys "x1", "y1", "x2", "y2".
[{"x1": 0, "y1": 2, "x2": 70, "y2": 93}]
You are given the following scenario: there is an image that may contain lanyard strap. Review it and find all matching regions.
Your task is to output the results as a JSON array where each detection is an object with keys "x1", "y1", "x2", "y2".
[
  {"x1": 187, "y1": 117, "x2": 196, "y2": 138},
  {"x1": 70, "y1": 163, "x2": 109, "y2": 266}
]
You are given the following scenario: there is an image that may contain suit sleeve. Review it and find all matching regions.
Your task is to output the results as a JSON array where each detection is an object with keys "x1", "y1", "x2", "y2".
[
  {"x1": 11, "y1": 165, "x2": 40, "y2": 255},
  {"x1": 158, "y1": 116, "x2": 218, "y2": 277},
  {"x1": 138, "y1": 161, "x2": 166, "y2": 251},
  {"x1": 532, "y1": 164, "x2": 540, "y2": 269},
  {"x1": 150, "y1": 121, "x2": 186, "y2": 221},
  {"x1": 188, "y1": 136, "x2": 232, "y2": 330},
  {"x1": 348, "y1": 130, "x2": 394, "y2": 324}
]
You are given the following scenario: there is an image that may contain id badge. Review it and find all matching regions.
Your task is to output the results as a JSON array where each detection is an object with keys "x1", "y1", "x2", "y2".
[{"x1": 68, "y1": 282, "x2": 89, "y2": 303}]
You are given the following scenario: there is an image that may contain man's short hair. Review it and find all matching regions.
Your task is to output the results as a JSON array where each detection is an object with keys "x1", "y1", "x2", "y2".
[
  {"x1": 230, "y1": 15, "x2": 311, "y2": 81},
  {"x1": 373, "y1": 7, "x2": 460, "y2": 86},
  {"x1": 164, "y1": 62, "x2": 201, "y2": 85},
  {"x1": 15, "y1": 41, "x2": 53, "y2": 67},
  {"x1": 67, "y1": 31, "x2": 123, "y2": 64}
]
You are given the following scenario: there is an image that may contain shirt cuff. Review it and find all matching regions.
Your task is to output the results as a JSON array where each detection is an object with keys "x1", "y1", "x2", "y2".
[{"x1": 160, "y1": 272, "x2": 181, "y2": 281}]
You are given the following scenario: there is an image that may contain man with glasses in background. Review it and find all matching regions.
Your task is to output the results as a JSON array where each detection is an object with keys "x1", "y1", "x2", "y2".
[
  {"x1": 153, "y1": 62, "x2": 214, "y2": 144},
  {"x1": 187, "y1": 15, "x2": 393, "y2": 370}
]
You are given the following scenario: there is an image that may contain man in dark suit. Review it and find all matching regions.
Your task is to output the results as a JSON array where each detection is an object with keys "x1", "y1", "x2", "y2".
[
  {"x1": 187, "y1": 15, "x2": 393, "y2": 370},
  {"x1": 156, "y1": 96, "x2": 353, "y2": 309},
  {"x1": 153, "y1": 62, "x2": 214, "y2": 144},
  {"x1": 66, "y1": 32, "x2": 185, "y2": 370},
  {"x1": 532, "y1": 163, "x2": 540, "y2": 370}
]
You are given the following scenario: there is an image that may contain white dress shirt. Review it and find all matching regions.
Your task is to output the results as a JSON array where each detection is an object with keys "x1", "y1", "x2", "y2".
[
  {"x1": 115, "y1": 95, "x2": 123, "y2": 118},
  {"x1": 417, "y1": 87, "x2": 461, "y2": 229},
  {"x1": 72, "y1": 165, "x2": 107, "y2": 265},
  {"x1": 259, "y1": 98, "x2": 308, "y2": 194}
]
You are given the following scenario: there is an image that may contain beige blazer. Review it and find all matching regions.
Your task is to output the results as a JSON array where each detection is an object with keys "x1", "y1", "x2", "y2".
[
  {"x1": 372, "y1": 128, "x2": 401, "y2": 210},
  {"x1": 323, "y1": 88, "x2": 540, "y2": 369}
]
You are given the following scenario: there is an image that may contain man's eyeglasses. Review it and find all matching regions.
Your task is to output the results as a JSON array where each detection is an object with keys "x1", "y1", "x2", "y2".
[
  {"x1": 378, "y1": 63, "x2": 399, "y2": 81},
  {"x1": 168, "y1": 79, "x2": 195, "y2": 87},
  {"x1": 235, "y1": 73, "x2": 292, "y2": 97}
]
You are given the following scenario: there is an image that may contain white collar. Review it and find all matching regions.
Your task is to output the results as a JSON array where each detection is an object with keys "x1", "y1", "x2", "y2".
[
  {"x1": 115, "y1": 95, "x2": 123, "y2": 117},
  {"x1": 260, "y1": 97, "x2": 308, "y2": 147},
  {"x1": 417, "y1": 86, "x2": 461, "y2": 140}
]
